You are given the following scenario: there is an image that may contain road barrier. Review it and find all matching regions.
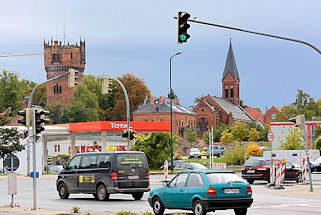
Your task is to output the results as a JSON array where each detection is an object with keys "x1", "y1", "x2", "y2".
[
  {"x1": 164, "y1": 160, "x2": 168, "y2": 181},
  {"x1": 302, "y1": 157, "x2": 307, "y2": 184},
  {"x1": 281, "y1": 162, "x2": 286, "y2": 183},
  {"x1": 275, "y1": 161, "x2": 282, "y2": 188},
  {"x1": 270, "y1": 159, "x2": 275, "y2": 184}
]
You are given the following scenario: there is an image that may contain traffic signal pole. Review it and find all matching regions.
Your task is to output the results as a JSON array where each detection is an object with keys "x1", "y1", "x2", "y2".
[
  {"x1": 174, "y1": 17, "x2": 321, "y2": 56},
  {"x1": 27, "y1": 71, "x2": 71, "y2": 210}
]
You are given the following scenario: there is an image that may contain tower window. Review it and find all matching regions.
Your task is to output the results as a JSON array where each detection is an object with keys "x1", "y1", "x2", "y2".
[
  {"x1": 231, "y1": 88, "x2": 234, "y2": 98},
  {"x1": 272, "y1": 113, "x2": 276, "y2": 120},
  {"x1": 59, "y1": 86, "x2": 62, "y2": 94},
  {"x1": 225, "y1": 88, "x2": 229, "y2": 98},
  {"x1": 52, "y1": 54, "x2": 61, "y2": 63},
  {"x1": 70, "y1": 53, "x2": 73, "y2": 59},
  {"x1": 54, "y1": 86, "x2": 56, "y2": 94}
]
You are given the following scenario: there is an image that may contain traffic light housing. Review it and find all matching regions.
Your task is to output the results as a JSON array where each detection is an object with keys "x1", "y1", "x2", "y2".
[
  {"x1": 68, "y1": 68, "x2": 79, "y2": 88},
  {"x1": 177, "y1": 11, "x2": 191, "y2": 43},
  {"x1": 102, "y1": 75, "x2": 113, "y2": 95},
  {"x1": 18, "y1": 108, "x2": 31, "y2": 127},
  {"x1": 289, "y1": 115, "x2": 304, "y2": 129},
  {"x1": 34, "y1": 109, "x2": 50, "y2": 134},
  {"x1": 122, "y1": 130, "x2": 136, "y2": 140}
]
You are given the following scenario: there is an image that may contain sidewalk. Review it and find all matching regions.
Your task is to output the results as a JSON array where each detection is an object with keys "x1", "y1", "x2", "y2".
[{"x1": 0, "y1": 206, "x2": 116, "y2": 215}]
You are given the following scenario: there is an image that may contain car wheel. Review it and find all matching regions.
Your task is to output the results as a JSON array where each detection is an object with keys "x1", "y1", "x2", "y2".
[
  {"x1": 132, "y1": 192, "x2": 144, "y2": 200},
  {"x1": 58, "y1": 183, "x2": 69, "y2": 199},
  {"x1": 152, "y1": 197, "x2": 165, "y2": 215},
  {"x1": 193, "y1": 199, "x2": 206, "y2": 215},
  {"x1": 234, "y1": 208, "x2": 247, "y2": 215},
  {"x1": 247, "y1": 179, "x2": 254, "y2": 184},
  {"x1": 96, "y1": 184, "x2": 109, "y2": 201}
]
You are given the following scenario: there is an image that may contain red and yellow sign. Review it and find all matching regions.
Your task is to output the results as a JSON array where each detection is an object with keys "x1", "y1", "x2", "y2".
[{"x1": 69, "y1": 121, "x2": 170, "y2": 133}]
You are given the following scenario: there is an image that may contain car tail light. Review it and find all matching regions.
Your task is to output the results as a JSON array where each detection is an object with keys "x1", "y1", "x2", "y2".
[
  {"x1": 242, "y1": 166, "x2": 246, "y2": 170},
  {"x1": 207, "y1": 188, "x2": 216, "y2": 196},
  {"x1": 112, "y1": 172, "x2": 118, "y2": 180},
  {"x1": 246, "y1": 186, "x2": 252, "y2": 195},
  {"x1": 146, "y1": 172, "x2": 150, "y2": 180},
  {"x1": 256, "y1": 166, "x2": 267, "y2": 171}
]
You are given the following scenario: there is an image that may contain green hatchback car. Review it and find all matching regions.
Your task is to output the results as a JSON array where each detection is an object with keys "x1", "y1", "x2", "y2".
[{"x1": 148, "y1": 170, "x2": 253, "y2": 215}]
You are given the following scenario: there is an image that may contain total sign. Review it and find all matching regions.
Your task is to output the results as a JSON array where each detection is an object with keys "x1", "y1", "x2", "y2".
[{"x1": 109, "y1": 122, "x2": 133, "y2": 129}]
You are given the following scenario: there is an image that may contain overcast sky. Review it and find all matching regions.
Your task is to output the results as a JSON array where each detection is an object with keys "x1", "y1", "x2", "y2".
[{"x1": 1, "y1": 0, "x2": 321, "y2": 113}]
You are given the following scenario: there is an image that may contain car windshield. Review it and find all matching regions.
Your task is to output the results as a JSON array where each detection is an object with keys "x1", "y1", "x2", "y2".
[
  {"x1": 190, "y1": 163, "x2": 208, "y2": 170},
  {"x1": 190, "y1": 149, "x2": 200, "y2": 152},
  {"x1": 244, "y1": 159, "x2": 263, "y2": 167},
  {"x1": 314, "y1": 157, "x2": 321, "y2": 162},
  {"x1": 206, "y1": 173, "x2": 246, "y2": 184}
]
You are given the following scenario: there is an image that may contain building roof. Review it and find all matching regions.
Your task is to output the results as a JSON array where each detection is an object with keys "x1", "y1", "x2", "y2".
[
  {"x1": 211, "y1": 96, "x2": 253, "y2": 122},
  {"x1": 244, "y1": 107, "x2": 264, "y2": 123},
  {"x1": 133, "y1": 99, "x2": 195, "y2": 115},
  {"x1": 222, "y1": 41, "x2": 239, "y2": 81}
]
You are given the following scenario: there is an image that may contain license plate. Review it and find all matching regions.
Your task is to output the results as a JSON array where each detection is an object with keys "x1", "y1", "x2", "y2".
[
  {"x1": 128, "y1": 175, "x2": 139, "y2": 180},
  {"x1": 247, "y1": 170, "x2": 255, "y2": 173},
  {"x1": 224, "y1": 188, "x2": 240, "y2": 194}
]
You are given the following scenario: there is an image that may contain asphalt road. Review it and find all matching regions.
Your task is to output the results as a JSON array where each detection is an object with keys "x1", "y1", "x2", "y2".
[{"x1": 0, "y1": 173, "x2": 321, "y2": 215}]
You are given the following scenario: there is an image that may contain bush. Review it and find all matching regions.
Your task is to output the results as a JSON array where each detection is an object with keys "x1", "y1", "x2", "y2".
[
  {"x1": 222, "y1": 144, "x2": 244, "y2": 165},
  {"x1": 246, "y1": 143, "x2": 262, "y2": 158},
  {"x1": 316, "y1": 137, "x2": 321, "y2": 150}
]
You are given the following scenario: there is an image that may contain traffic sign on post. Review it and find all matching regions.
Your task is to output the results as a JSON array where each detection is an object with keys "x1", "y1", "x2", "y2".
[
  {"x1": 267, "y1": 131, "x2": 274, "y2": 143},
  {"x1": 4, "y1": 155, "x2": 20, "y2": 172}
]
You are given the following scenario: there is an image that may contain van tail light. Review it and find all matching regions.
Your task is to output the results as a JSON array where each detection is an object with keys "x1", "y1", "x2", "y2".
[
  {"x1": 207, "y1": 188, "x2": 216, "y2": 196},
  {"x1": 242, "y1": 166, "x2": 246, "y2": 171},
  {"x1": 112, "y1": 173, "x2": 118, "y2": 181},
  {"x1": 246, "y1": 186, "x2": 252, "y2": 195},
  {"x1": 256, "y1": 166, "x2": 267, "y2": 171},
  {"x1": 146, "y1": 172, "x2": 150, "y2": 180}
]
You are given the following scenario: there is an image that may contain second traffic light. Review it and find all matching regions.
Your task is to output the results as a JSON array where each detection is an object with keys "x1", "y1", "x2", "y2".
[
  {"x1": 68, "y1": 68, "x2": 79, "y2": 88},
  {"x1": 18, "y1": 108, "x2": 32, "y2": 127},
  {"x1": 102, "y1": 75, "x2": 113, "y2": 95},
  {"x1": 34, "y1": 109, "x2": 50, "y2": 134},
  {"x1": 122, "y1": 130, "x2": 137, "y2": 140},
  {"x1": 177, "y1": 11, "x2": 191, "y2": 43}
]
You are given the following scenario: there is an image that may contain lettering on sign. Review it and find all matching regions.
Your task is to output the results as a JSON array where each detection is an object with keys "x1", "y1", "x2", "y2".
[{"x1": 109, "y1": 123, "x2": 133, "y2": 129}]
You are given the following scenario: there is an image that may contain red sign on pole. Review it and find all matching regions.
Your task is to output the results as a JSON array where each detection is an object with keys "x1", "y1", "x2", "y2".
[{"x1": 267, "y1": 131, "x2": 274, "y2": 142}]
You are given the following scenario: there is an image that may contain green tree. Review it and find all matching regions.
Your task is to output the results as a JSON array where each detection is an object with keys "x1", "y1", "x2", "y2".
[
  {"x1": 248, "y1": 128, "x2": 261, "y2": 142},
  {"x1": 231, "y1": 122, "x2": 249, "y2": 142},
  {"x1": 0, "y1": 70, "x2": 24, "y2": 114},
  {"x1": 280, "y1": 127, "x2": 304, "y2": 150},
  {"x1": 220, "y1": 129, "x2": 234, "y2": 144},
  {"x1": 260, "y1": 125, "x2": 269, "y2": 142},
  {"x1": 107, "y1": 73, "x2": 151, "y2": 121},
  {"x1": 0, "y1": 108, "x2": 12, "y2": 126},
  {"x1": 132, "y1": 132, "x2": 178, "y2": 169},
  {"x1": 0, "y1": 128, "x2": 25, "y2": 159},
  {"x1": 46, "y1": 104, "x2": 68, "y2": 124},
  {"x1": 65, "y1": 83, "x2": 99, "y2": 122},
  {"x1": 186, "y1": 127, "x2": 197, "y2": 143}
]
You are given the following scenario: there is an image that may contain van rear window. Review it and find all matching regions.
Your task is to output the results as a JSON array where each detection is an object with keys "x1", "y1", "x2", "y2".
[{"x1": 116, "y1": 153, "x2": 147, "y2": 168}]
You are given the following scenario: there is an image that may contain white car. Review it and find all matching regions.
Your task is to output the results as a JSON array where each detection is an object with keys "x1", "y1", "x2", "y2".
[{"x1": 188, "y1": 148, "x2": 202, "y2": 159}]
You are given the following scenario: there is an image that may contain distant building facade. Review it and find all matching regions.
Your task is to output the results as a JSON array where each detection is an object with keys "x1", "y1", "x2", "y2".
[
  {"x1": 44, "y1": 39, "x2": 86, "y2": 106},
  {"x1": 133, "y1": 96, "x2": 196, "y2": 136}
]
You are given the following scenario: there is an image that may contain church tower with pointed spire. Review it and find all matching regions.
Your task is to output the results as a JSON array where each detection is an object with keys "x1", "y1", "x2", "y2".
[
  {"x1": 222, "y1": 41, "x2": 240, "y2": 105},
  {"x1": 44, "y1": 39, "x2": 86, "y2": 106}
]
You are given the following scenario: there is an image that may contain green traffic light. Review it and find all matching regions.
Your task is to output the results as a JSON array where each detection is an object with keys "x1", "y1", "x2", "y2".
[{"x1": 179, "y1": 35, "x2": 187, "y2": 42}]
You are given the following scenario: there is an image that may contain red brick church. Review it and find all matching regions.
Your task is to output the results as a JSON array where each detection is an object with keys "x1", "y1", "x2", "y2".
[{"x1": 193, "y1": 41, "x2": 278, "y2": 131}]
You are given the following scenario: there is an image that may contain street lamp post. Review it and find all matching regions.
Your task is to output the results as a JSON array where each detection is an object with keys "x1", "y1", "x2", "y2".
[{"x1": 169, "y1": 51, "x2": 182, "y2": 171}]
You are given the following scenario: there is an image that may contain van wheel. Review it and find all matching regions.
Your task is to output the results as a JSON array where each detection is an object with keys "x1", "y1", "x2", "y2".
[
  {"x1": 96, "y1": 184, "x2": 109, "y2": 201},
  {"x1": 58, "y1": 183, "x2": 69, "y2": 199},
  {"x1": 152, "y1": 197, "x2": 165, "y2": 215},
  {"x1": 132, "y1": 192, "x2": 144, "y2": 200},
  {"x1": 193, "y1": 200, "x2": 206, "y2": 215},
  {"x1": 234, "y1": 208, "x2": 247, "y2": 215}
]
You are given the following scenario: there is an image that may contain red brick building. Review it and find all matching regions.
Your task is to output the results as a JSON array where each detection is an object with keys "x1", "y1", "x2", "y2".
[
  {"x1": 44, "y1": 39, "x2": 86, "y2": 106},
  {"x1": 133, "y1": 96, "x2": 196, "y2": 135},
  {"x1": 193, "y1": 42, "x2": 253, "y2": 131}
]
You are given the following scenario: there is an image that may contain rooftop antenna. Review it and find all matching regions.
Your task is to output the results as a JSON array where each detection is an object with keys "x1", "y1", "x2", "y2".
[{"x1": 63, "y1": 14, "x2": 66, "y2": 45}]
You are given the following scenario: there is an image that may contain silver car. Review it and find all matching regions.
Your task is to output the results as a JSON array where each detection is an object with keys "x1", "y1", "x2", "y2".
[{"x1": 188, "y1": 148, "x2": 202, "y2": 159}]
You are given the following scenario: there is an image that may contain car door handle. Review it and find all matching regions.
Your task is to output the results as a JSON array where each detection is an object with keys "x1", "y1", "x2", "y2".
[{"x1": 178, "y1": 189, "x2": 184, "y2": 192}]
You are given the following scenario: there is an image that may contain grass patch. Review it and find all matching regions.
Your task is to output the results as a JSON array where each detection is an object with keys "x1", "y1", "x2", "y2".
[{"x1": 43, "y1": 172, "x2": 58, "y2": 175}]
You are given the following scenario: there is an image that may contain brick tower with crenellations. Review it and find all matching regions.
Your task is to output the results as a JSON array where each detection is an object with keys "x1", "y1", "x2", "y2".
[{"x1": 44, "y1": 38, "x2": 86, "y2": 106}]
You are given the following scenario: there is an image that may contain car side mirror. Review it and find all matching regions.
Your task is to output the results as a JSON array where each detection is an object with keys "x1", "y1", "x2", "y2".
[
  {"x1": 163, "y1": 181, "x2": 169, "y2": 187},
  {"x1": 63, "y1": 164, "x2": 68, "y2": 170}
]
